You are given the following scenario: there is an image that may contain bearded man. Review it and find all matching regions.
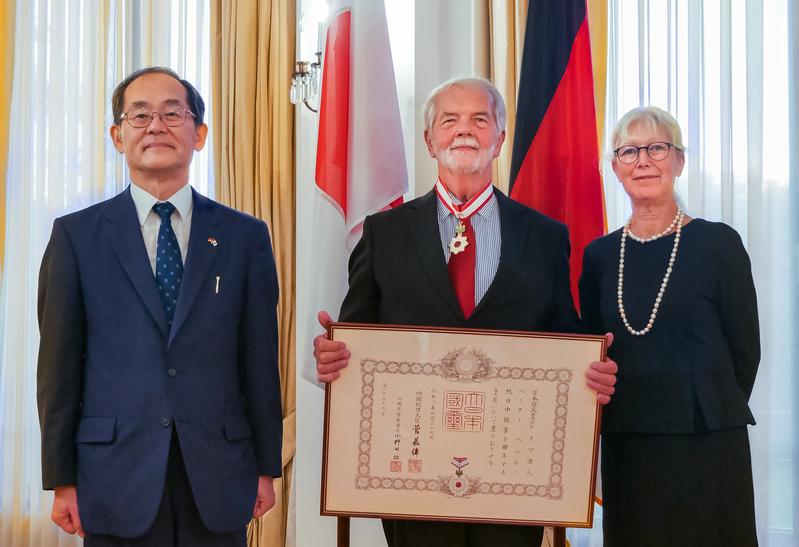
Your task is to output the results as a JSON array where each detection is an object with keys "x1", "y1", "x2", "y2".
[{"x1": 313, "y1": 77, "x2": 617, "y2": 547}]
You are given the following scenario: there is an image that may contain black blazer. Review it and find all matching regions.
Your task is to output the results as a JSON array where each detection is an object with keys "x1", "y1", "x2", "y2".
[{"x1": 339, "y1": 188, "x2": 581, "y2": 334}]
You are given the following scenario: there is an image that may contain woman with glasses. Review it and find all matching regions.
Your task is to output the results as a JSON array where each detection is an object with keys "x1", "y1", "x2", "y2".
[{"x1": 579, "y1": 107, "x2": 759, "y2": 546}]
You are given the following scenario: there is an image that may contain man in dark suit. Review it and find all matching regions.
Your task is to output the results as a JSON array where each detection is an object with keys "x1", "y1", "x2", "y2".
[
  {"x1": 313, "y1": 77, "x2": 617, "y2": 547},
  {"x1": 37, "y1": 67, "x2": 282, "y2": 547}
]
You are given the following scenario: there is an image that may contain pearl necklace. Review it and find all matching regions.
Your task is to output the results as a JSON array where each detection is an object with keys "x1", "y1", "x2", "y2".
[
  {"x1": 626, "y1": 208, "x2": 681, "y2": 242},
  {"x1": 617, "y1": 209, "x2": 684, "y2": 336}
]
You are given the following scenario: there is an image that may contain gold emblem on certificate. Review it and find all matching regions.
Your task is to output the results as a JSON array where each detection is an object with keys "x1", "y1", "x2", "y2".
[{"x1": 449, "y1": 221, "x2": 469, "y2": 255}]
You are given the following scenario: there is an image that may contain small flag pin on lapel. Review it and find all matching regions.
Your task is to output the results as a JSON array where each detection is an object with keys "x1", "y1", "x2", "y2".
[{"x1": 208, "y1": 237, "x2": 218, "y2": 247}]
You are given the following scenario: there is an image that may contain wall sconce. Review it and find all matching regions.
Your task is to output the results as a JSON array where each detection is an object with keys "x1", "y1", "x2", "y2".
[{"x1": 290, "y1": 50, "x2": 322, "y2": 113}]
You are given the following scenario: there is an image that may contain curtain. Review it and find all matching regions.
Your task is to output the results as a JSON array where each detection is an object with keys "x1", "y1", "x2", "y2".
[
  {"x1": 487, "y1": 0, "x2": 526, "y2": 195},
  {"x1": 210, "y1": 2, "x2": 296, "y2": 546},
  {"x1": 790, "y1": 1, "x2": 799, "y2": 539},
  {"x1": 0, "y1": 0, "x2": 14, "y2": 277},
  {"x1": 587, "y1": 0, "x2": 609, "y2": 161},
  {"x1": 569, "y1": 1, "x2": 797, "y2": 545},
  {"x1": 0, "y1": 2, "x2": 211, "y2": 546}
]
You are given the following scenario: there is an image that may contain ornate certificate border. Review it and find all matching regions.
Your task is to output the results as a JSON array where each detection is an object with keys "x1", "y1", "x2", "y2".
[
  {"x1": 355, "y1": 354, "x2": 572, "y2": 500},
  {"x1": 321, "y1": 324, "x2": 605, "y2": 528}
]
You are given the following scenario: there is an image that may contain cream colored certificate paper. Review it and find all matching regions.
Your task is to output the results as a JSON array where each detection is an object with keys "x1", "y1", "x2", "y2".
[{"x1": 321, "y1": 324, "x2": 604, "y2": 527}]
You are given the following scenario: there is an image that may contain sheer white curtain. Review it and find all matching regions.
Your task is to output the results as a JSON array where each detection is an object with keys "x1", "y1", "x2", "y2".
[
  {"x1": 0, "y1": 2, "x2": 211, "y2": 546},
  {"x1": 569, "y1": 1, "x2": 796, "y2": 546}
]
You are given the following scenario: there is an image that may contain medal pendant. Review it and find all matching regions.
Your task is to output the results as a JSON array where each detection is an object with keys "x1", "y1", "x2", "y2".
[
  {"x1": 449, "y1": 234, "x2": 469, "y2": 255},
  {"x1": 455, "y1": 221, "x2": 466, "y2": 235}
]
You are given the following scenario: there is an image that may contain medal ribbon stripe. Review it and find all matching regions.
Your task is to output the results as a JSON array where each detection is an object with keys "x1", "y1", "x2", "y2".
[{"x1": 435, "y1": 179, "x2": 494, "y2": 221}]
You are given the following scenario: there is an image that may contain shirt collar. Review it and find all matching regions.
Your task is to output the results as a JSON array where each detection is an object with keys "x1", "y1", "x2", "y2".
[
  {"x1": 130, "y1": 182, "x2": 193, "y2": 226},
  {"x1": 436, "y1": 185, "x2": 497, "y2": 221}
]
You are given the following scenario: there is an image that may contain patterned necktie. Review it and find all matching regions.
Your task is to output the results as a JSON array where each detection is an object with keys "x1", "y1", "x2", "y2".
[
  {"x1": 447, "y1": 213, "x2": 476, "y2": 319},
  {"x1": 152, "y1": 202, "x2": 184, "y2": 327}
]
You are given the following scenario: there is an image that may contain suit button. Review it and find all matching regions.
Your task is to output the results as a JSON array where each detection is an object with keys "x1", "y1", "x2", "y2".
[
  {"x1": 167, "y1": 368, "x2": 177, "y2": 377},
  {"x1": 160, "y1": 417, "x2": 171, "y2": 427}
]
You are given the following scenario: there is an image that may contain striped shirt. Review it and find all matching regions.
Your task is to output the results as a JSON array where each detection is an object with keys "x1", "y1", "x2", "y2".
[{"x1": 436, "y1": 189, "x2": 502, "y2": 306}]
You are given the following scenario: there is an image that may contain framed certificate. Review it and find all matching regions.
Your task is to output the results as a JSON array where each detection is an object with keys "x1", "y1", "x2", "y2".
[{"x1": 321, "y1": 323, "x2": 605, "y2": 528}]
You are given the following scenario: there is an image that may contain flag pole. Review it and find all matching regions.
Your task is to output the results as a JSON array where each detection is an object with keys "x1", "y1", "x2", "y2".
[
  {"x1": 336, "y1": 516, "x2": 350, "y2": 547},
  {"x1": 553, "y1": 526, "x2": 566, "y2": 547}
]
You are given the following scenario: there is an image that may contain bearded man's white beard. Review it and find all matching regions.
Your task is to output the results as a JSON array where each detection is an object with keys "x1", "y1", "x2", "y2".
[{"x1": 436, "y1": 137, "x2": 496, "y2": 175}]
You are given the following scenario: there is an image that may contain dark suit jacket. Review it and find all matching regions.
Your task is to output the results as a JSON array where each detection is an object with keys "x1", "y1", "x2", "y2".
[
  {"x1": 37, "y1": 187, "x2": 282, "y2": 537},
  {"x1": 340, "y1": 187, "x2": 581, "y2": 338}
]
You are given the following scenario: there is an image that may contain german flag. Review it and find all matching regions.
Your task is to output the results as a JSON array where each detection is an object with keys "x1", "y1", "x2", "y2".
[{"x1": 509, "y1": 0, "x2": 606, "y2": 307}]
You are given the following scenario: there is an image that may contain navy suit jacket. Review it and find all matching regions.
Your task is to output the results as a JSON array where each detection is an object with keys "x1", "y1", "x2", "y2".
[{"x1": 37, "y1": 187, "x2": 282, "y2": 537}]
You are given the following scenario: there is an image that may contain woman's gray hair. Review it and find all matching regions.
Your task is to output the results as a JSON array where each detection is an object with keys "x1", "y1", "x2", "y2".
[
  {"x1": 422, "y1": 78, "x2": 507, "y2": 133},
  {"x1": 611, "y1": 106, "x2": 685, "y2": 152}
]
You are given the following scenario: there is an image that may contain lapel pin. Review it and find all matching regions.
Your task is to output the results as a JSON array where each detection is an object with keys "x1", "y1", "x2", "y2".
[
  {"x1": 215, "y1": 276, "x2": 221, "y2": 294},
  {"x1": 208, "y1": 237, "x2": 218, "y2": 247}
]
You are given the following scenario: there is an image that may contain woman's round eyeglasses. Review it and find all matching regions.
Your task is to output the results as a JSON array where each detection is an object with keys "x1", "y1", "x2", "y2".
[{"x1": 614, "y1": 142, "x2": 675, "y2": 164}]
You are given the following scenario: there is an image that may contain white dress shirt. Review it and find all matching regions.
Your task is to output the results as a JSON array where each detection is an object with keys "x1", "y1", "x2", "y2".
[{"x1": 129, "y1": 182, "x2": 193, "y2": 275}]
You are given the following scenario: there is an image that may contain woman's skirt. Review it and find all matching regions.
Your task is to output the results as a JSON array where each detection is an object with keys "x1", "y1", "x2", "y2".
[{"x1": 601, "y1": 426, "x2": 757, "y2": 547}]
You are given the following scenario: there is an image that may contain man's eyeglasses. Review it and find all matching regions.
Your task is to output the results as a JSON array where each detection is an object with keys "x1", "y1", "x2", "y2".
[
  {"x1": 614, "y1": 142, "x2": 675, "y2": 164},
  {"x1": 120, "y1": 108, "x2": 196, "y2": 128}
]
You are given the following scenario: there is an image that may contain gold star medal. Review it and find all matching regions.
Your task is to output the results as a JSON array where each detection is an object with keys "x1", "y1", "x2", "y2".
[{"x1": 449, "y1": 221, "x2": 468, "y2": 255}]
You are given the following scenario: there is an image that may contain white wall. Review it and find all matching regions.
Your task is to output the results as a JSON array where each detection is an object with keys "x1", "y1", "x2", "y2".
[{"x1": 295, "y1": 2, "x2": 487, "y2": 545}]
